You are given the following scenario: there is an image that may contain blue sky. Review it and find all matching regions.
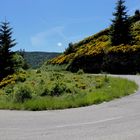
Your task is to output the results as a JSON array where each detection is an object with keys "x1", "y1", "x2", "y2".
[{"x1": 0, "y1": 0, "x2": 139, "y2": 52}]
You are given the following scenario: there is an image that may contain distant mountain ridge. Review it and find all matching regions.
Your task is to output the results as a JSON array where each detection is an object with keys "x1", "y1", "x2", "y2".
[{"x1": 24, "y1": 52, "x2": 61, "y2": 68}]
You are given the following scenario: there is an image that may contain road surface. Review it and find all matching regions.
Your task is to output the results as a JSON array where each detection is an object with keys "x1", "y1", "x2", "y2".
[{"x1": 0, "y1": 75, "x2": 140, "y2": 140}]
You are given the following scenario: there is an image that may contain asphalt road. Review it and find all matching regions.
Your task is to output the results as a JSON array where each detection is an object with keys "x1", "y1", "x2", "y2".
[{"x1": 0, "y1": 75, "x2": 140, "y2": 140}]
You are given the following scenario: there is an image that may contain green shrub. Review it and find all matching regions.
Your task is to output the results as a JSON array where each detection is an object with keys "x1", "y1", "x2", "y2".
[
  {"x1": 40, "y1": 87, "x2": 49, "y2": 96},
  {"x1": 4, "y1": 85, "x2": 14, "y2": 94},
  {"x1": 50, "y1": 82, "x2": 66, "y2": 96},
  {"x1": 14, "y1": 85, "x2": 32, "y2": 103}
]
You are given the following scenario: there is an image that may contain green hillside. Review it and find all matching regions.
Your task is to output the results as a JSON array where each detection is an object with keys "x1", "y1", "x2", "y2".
[
  {"x1": 24, "y1": 52, "x2": 61, "y2": 68},
  {"x1": 48, "y1": 16, "x2": 140, "y2": 74}
]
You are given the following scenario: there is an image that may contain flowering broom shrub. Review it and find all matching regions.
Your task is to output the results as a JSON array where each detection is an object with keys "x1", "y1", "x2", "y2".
[{"x1": 0, "y1": 72, "x2": 27, "y2": 88}]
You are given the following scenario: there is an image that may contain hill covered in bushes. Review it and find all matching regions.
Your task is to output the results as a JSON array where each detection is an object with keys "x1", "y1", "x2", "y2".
[
  {"x1": 47, "y1": 16, "x2": 140, "y2": 74},
  {"x1": 24, "y1": 52, "x2": 61, "y2": 68}
]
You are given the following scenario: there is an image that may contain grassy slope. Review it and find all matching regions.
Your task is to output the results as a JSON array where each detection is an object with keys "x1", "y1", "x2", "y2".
[{"x1": 0, "y1": 70, "x2": 138, "y2": 110}]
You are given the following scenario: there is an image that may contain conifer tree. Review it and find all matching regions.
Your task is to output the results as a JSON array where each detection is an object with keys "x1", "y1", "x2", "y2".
[
  {"x1": 134, "y1": 10, "x2": 140, "y2": 22},
  {"x1": 64, "y1": 42, "x2": 74, "y2": 55},
  {"x1": 110, "y1": 0, "x2": 132, "y2": 46},
  {"x1": 0, "y1": 21, "x2": 16, "y2": 80}
]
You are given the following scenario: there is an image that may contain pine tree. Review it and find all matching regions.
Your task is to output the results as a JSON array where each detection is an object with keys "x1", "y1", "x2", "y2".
[
  {"x1": 110, "y1": 0, "x2": 132, "y2": 46},
  {"x1": 134, "y1": 10, "x2": 140, "y2": 22},
  {"x1": 0, "y1": 21, "x2": 16, "y2": 80},
  {"x1": 64, "y1": 42, "x2": 74, "y2": 55}
]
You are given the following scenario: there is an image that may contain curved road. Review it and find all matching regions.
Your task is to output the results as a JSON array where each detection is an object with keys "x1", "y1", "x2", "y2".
[{"x1": 0, "y1": 75, "x2": 140, "y2": 140}]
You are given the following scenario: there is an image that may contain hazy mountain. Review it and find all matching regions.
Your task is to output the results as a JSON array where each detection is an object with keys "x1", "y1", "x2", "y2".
[{"x1": 24, "y1": 52, "x2": 61, "y2": 68}]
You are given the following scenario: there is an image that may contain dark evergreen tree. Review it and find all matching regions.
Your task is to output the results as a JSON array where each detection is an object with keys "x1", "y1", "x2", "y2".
[
  {"x1": 64, "y1": 42, "x2": 74, "y2": 55},
  {"x1": 134, "y1": 10, "x2": 140, "y2": 22},
  {"x1": 110, "y1": 0, "x2": 132, "y2": 46},
  {"x1": 135, "y1": 10, "x2": 140, "y2": 16},
  {"x1": 0, "y1": 21, "x2": 16, "y2": 80}
]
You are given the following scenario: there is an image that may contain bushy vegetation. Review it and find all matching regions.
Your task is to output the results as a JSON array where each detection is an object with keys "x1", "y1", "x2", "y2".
[
  {"x1": 0, "y1": 70, "x2": 137, "y2": 110},
  {"x1": 103, "y1": 45, "x2": 140, "y2": 74},
  {"x1": 13, "y1": 84, "x2": 32, "y2": 103},
  {"x1": 0, "y1": 71, "x2": 27, "y2": 88}
]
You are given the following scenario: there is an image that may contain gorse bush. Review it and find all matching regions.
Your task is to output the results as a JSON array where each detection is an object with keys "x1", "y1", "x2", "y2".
[
  {"x1": 1, "y1": 71, "x2": 111, "y2": 99},
  {"x1": 0, "y1": 71, "x2": 27, "y2": 88}
]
